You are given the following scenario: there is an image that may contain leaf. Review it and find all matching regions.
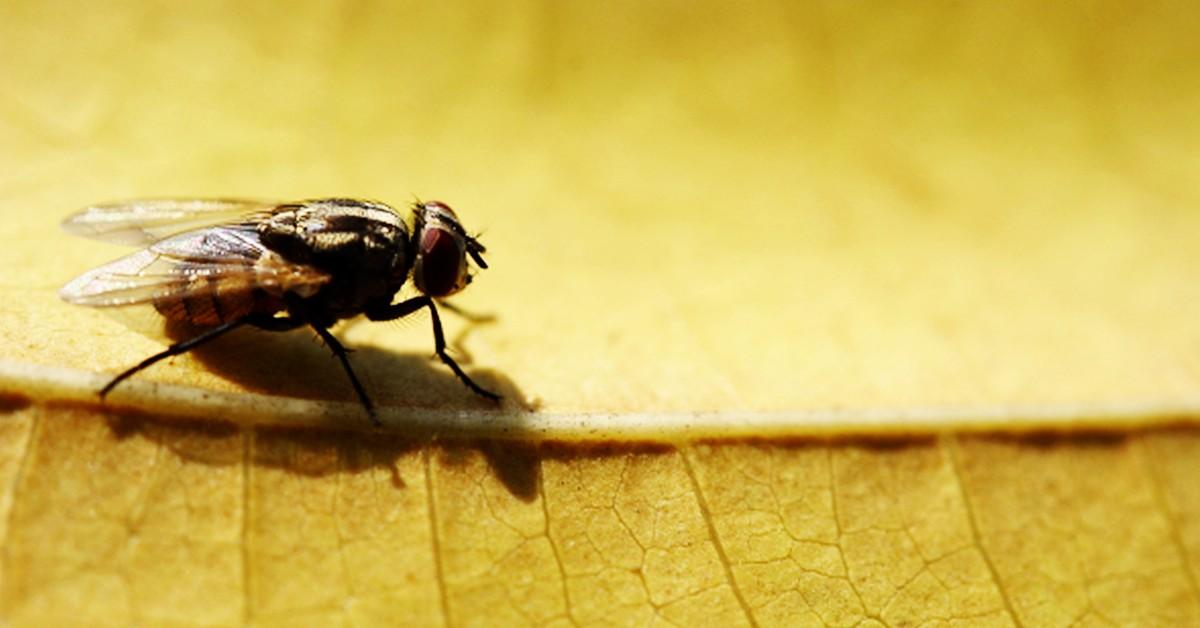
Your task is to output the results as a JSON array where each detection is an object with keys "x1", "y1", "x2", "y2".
[
  {"x1": 2, "y1": 408, "x2": 1198, "y2": 625},
  {"x1": 2, "y1": 1, "x2": 1200, "y2": 626}
]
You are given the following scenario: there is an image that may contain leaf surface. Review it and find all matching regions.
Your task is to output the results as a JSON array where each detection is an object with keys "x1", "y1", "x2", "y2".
[{"x1": 1, "y1": 1, "x2": 1199, "y2": 625}]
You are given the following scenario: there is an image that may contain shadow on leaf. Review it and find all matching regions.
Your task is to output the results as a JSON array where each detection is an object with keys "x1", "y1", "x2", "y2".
[
  {"x1": 96, "y1": 310, "x2": 554, "y2": 498},
  {"x1": 160, "y1": 318, "x2": 534, "y2": 413}
]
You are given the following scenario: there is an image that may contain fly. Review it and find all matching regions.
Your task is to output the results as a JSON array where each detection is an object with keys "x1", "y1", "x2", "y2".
[{"x1": 59, "y1": 197, "x2": 500, "y2": 425}]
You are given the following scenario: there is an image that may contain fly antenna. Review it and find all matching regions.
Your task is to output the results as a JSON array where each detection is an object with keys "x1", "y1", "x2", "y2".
[{"x1": 465, "y1": 234, "x2": 488, "y2": 269}]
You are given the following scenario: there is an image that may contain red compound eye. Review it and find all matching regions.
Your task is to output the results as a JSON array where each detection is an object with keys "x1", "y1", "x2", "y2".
[{"x1": 415, "y1": 227, "x2": 466, "y2": 296}]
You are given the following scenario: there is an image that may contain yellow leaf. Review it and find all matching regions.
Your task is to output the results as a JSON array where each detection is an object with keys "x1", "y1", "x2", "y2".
[{"x1": 2, "y1": 1, "x2": 1200, "y2": 626}]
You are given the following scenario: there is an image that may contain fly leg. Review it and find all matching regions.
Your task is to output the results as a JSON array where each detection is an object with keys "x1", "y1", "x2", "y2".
[
  {"x1": 256, "y1": 313, "x2": 380, "y2": 426},
  {"x1": 100, "y1": 317, "x2": 253, "y2": 398},
  {"x1": 367, "y1": 296, "x2": 501, "y2": 401},
  {"x1": 274, "y1": 296, "x2": 379, "y2": 426},
  {"x1": 434, "y1": 299, "x2": 495, "y2": 365},
  {"x1": 101, "y1": 313, "x2": 308, "y2": 398},
  {"x1": 308, "y1": 325, "x2": 380, "y2": 426}
]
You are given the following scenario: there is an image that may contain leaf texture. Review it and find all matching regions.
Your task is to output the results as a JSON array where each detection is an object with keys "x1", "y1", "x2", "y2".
[{"x1": 1, "y1": 406, "x2": 1199, "y2": 624}]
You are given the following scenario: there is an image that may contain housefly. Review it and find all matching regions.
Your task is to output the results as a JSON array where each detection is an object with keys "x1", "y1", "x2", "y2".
[{"x1": 59, "y1": 197, "x2": 500, "y2": 425}]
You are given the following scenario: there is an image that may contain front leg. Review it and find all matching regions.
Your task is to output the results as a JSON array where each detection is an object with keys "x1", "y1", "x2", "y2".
[{"x1": 367, "y1": 296, "x2": 501, "y2": 401}]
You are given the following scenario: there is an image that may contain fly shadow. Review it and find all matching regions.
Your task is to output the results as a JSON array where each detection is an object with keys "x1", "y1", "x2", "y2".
[
  {"x1": 102, "y1": 413, "x2": 677, "y2": 505},
  {"x1": 160, "y1": 311, "x2": 533, "y2": 414},
  {"x1": 99, "y1": 310, "x2": 551, "y2": 499},
  {"x1": 100, "y1": 414, "x2": 543, "y2": 500}
]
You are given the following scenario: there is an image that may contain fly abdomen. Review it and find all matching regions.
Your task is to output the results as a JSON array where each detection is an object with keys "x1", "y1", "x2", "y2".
[{"x1": 153, "y1": 274, "x2": 284, "y2": 327}]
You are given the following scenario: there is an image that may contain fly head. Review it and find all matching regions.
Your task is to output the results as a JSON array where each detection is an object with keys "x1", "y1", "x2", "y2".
[{"x1": 411, "y1": 200, "x2": 488, "y2": 297}]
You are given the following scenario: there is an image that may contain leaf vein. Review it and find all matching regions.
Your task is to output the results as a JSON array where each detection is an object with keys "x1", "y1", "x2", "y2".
[
  {"x1": 680, "y1": 446, "x2": 758, "y2": 627},
  {"x1": 1135, "y1": 435, "x2": 1200, "y2": 608},
  {"x1": 942, "y1": 435, "x2": 1023, "y2": 628},
  {"x1": 423, "y1": 445, "x2": 452, "y2": 628},
  {"x1": 536, "y1": 462, "x2": 578, "y2": 626},
  {"x1": 241, "y1": 427, "x2": 254, "y2": 626},
  {"x1": 0, "y1": 407, "x2": 38, "y2": 617}
]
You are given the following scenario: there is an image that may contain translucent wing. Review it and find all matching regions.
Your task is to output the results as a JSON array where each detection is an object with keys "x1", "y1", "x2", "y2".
[
  {"x1": 60, "y1": 224, "x2": 330, "y2": 308},
  {"x1": 61, "y1": 199, "x2": 282, "y2": 246}
]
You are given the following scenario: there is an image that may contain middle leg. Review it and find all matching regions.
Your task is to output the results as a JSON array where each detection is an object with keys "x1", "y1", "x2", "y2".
[{"x1": 309, "y1": 325, "x2": 380, "y2": 426}]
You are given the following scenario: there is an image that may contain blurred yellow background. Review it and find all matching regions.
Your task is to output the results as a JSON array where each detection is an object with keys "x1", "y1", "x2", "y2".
[{"x1": 1, "y1": 2, "x2": 1199, "y2": 626}]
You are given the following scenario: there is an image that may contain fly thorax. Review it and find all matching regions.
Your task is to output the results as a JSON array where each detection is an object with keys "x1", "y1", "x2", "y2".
[{"x1": 258, "y1": 199, "x2": 410, "y2": 313}]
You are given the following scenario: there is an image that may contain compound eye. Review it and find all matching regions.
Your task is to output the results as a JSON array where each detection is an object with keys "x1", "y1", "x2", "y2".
[{"x1": 415, "y1": 227, "x2": 467, "y2": 297}]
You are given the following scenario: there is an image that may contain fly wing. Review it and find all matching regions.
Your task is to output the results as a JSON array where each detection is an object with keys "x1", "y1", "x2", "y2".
[
  {"x1": 61, "y1": 199, "x2": 283, "y2": 246},
  {"x1": 59, "y1": 224, "x2": 330, "y2": 307}
]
